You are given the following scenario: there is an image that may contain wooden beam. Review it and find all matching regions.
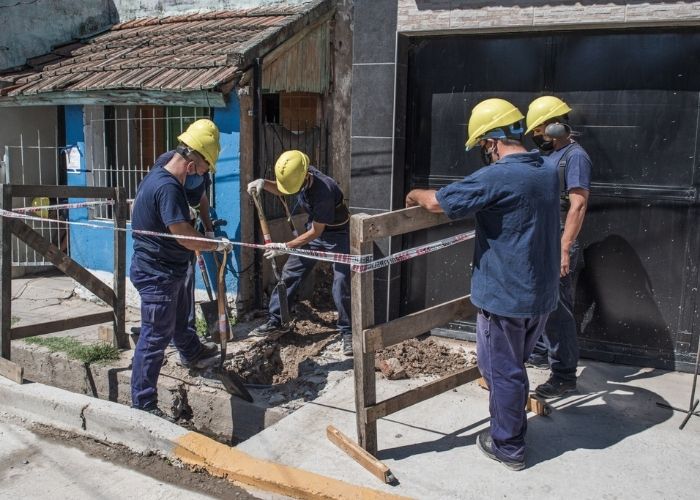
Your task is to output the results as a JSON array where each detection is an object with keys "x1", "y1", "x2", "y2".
[
  {"x1": 0, "y1": 357, "x2": 23, "y2": 384},
  {"x1": 366, "y1": 366, "x2": 482, "y2": 421},
  {"x1": 326, "y1": 425, "x2": 396, "y2": 484},
  {"x1": 361, "y1": 206, "x2": 470, "y2": 243},
  {"x1": 11, "y1": 311, "x2": 114, "y2": 340},
  {"x1": 112, "y1": 188, "x2": 128, "y2": 349},
  {"x1": 9, "y1": 219, "x2": 115, "y2": 307},
  {"x1": 1, "y1": 184, "x2": 12, "y2": 360},
  {"x1": 10, "y1": 184, "x2": 116, "y2": 199},
  {"x1": 363, "y1": 295, "x2": 475, "y2": 352},
  {"x1": 351, "y1": 213, "x2": 378, "y2": 456}
]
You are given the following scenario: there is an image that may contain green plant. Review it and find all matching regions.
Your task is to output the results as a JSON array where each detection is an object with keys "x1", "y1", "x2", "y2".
[
  {"x1": 195, "y1": 317, "x2": 208, "y2": 337},
  {"x1": 24, "y1": 336, "x2": 120, "y2": 365}
]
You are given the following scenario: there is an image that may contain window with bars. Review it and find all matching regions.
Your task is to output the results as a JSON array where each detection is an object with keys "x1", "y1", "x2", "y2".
[{"x1": 84, "y1": 105, "x2": 212, "y2": 220}]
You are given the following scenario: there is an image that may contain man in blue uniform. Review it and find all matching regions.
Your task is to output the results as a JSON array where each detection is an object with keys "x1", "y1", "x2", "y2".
[
  {"x1": 247, "y1": 150, "x2": 352, "y2": 356},
  {"x1": 151, "y1": 148, "x2": 216, "y2": 362},
  {"x1": 405, "y1": 98, "x2": 560, "y2": 470},
  {"x1": 130, "y1": 119, "x2": 232, "y2": 419},
  {"x1": 524, "y1": 96, "x2": 592, "y2": 398}
]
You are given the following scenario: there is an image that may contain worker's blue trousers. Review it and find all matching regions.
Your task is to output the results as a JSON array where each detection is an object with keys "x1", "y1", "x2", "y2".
[
  {"x1": 477, "y1": 309, "x2": 549, "y2": 463},
  {"x1": 130, "y1": 266, "x2": 203, "y2": 409},
  {"x1": 268, "y1": 229, "x2": 351, "y2": 335},
  {"x1": 531, "y1": 239, "x2": 580, "y2": 382}
]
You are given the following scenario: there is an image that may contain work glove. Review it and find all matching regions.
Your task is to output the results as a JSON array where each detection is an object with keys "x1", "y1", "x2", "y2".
[
  {"x1": 215, "y1": 237, "x2": 233, "y2": 253},
  {"x1": 263, "y1": 242, "x2": 287, "y2": 260},
  {"x1": 189, "y1": 206, "x2": 198, "y2": 221},
  {"x1": 205, "y1": 231, "x2": 215, "y2": 239},
  {"x1": 247, "y1": 178, "x2": 265, "y2": 196}
]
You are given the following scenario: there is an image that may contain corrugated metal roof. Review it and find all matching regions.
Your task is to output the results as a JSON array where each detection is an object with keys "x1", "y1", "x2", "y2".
[{"x1": 0, "y1": 0, "x2": 331, "y2": 106}]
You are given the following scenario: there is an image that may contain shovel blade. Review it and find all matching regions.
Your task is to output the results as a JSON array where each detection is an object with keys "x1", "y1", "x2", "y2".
[
  {"x1": 217, "y1": 368, "x2": 253, "y2": 402},
  {"x1": 199, "y1": 300, "x2": 223, "y2": 340},
  {"x1": 276, "y1": 281, "x2": 290, "y2": 325}
]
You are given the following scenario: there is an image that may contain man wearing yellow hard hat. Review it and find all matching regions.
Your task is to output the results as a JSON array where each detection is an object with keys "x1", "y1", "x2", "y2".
[
  {"x1": 247, "y1": 150, "x2": 353, "y2": 356},
  {"x1": 524, "y1": 96, "x2": 592, "y2": 399},
  {"x1": 130, "y1": 119, "x2": 233, "y2": 420},
  {"x1": 405, "y1": 98, "x2": 560, "y2": 470}
]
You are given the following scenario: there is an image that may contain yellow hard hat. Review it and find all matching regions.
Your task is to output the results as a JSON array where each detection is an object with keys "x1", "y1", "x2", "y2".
[
  {"x1": 525, "y1": 96, "x2": 572, "y2": 135},
  {"x1": 177, "y1": 119, "x2": 220, "y2": 172},
  {"x1": 31, "y1": 197, "x2": 50, "y2": 218},
  {"x1": 465, "y1": 98, "x2": 525, "y2": 150},
  {"x1": 275, "y1": 150, "x2": 310, "y2": 194}
]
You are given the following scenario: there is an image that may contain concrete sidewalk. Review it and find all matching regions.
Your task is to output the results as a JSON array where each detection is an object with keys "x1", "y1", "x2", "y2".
[{"x1": 238, "y1": 360, "x2": 700, "y2": 499}]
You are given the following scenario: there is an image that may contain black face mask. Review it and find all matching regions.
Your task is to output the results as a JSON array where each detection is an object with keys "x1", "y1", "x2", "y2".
[{"x1": 532, "y1": 134, "x2": 554, "y2": 152}]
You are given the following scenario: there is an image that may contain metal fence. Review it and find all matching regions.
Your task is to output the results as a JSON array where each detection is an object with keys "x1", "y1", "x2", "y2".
[
  {"x1": 84, "y1": 105, "x2": 211, "y2": 220},
  {"x1": 2, "y1": 130, "x2": 67, "y2": 267}
]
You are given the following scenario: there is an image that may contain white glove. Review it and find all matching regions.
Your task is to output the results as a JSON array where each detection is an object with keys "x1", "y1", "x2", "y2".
[
  {"x1": 247, "y1": 178, "x2": 265, "y2": 196},
  {"x1": 189, "y1": 206, "x2": 198, "y2": 221},
  {"x1": 205, "y1": 231, "x2": 215, "y2": 239},
  {"x1": 215, "y1": 237, "x2": 233, "y2": 253},
  {"x1": 264, "y1": 242, "x2": 287, "y2": 260}
]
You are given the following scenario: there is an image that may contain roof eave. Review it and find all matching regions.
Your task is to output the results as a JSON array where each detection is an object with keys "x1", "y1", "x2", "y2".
[{"x1": 0, "y1": 89, "x2": 227, "y2": 108}]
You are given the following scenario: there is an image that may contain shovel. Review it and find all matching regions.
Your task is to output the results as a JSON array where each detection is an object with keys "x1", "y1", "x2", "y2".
[
  {"x1": 196, "y1": 250, "x2": 220, "y2": 339},
  {"x1": 250, "y1": 190, "x2": 290, "y2": 325},
  {"x1": 211, "y1": 249, "x2": 253, "y2": 402}
]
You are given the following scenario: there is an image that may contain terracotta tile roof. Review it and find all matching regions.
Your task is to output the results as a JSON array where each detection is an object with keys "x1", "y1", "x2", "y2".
[{"x1": 0, "y1": 1, "x2": 329, "y2": 103}]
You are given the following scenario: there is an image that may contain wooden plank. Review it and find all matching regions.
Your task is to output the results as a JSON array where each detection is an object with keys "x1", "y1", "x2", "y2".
[
  {"x1": 366, "y1": 365, "x2": 482, "y2": 421},
  {"x1": 11, "y1": 311, "x2": 114, "y2": 340},
  {"x1": 0, "y1": 184, "x2": 12, "y2": 359},
  {"x1": 361, "y1": 206, "x2": 468, "y2": 242},
  {"x1": 9, "y1": 218, "x2": 115, "y2": 307},
  {"x1": 527, "y1": 395, "x2": 552, "y2": 416},
  {"x1": 326, "y1": 425, "x2": 396, "y2": 484},
  {"x1": 112, "y1": 188, "x2": 129, "y2": 349},
  {"x1": 237, "y1": 81, "x2": 256, "y2": 312},
  {"x1": 11, "y1": 184, "x2": 116, "y2": 199},
  {"x1": 351, "y1": 213, "x2": 378, "y2": 456},
  {"x1": 363, "y1": 295, "x2": 476, "y2": 352},
  {"x1": 0, "y1": 357, "x2": 23, "y2": 384}
]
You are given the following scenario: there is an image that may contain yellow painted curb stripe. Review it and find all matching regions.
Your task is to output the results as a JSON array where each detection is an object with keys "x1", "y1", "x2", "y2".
[{"x1": 174, "y1": 431, "x2": 412, "y2": 500}]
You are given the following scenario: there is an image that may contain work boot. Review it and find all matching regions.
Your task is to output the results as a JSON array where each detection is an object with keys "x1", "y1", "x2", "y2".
[
  {"x1": 525, "y1": 353, "x2": 549, "y2": 370},
  {"x1": 180, "y1": 341, "x2": 220, "y2": 369},
  {"x1": 535, "y1": 376, "x2": 577, "y2": 399},
  {"x1": 250, "y1": 320, "x2": 290, "y2": 338},
  {"x1": 476, "y1": 429, "x2": 525, "y2": 471},
  {"x1": 341, "y1": 333, "x2": 353, "y2": 357}
]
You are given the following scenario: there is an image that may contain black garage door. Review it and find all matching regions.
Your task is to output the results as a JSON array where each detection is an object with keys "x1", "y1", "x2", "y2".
[{"x1": 401, "y1": 28, "x2": 700, "y2": 371}]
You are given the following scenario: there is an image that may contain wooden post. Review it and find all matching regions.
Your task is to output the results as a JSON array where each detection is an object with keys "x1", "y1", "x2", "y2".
[
  {"x1": 0, "y1": 184, "x2": 12, "y2": 360},
  {"x1": 112, "y1": 187, "x2": 128, "y2": 349},
  {"x1": 350, "y1": 213, "x2": 378, "y2": 455}
]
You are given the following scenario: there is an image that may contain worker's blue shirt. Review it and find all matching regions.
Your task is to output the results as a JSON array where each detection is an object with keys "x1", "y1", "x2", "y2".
[
  {"x1": 153, "y1": 150, "x2": 211, "y2": 207},
  {"x1": 547, "y1": 141, "x2": 592, "y2": 193},
  {"x1": 298, "y1": 166, "x2": 347, "y2": 231},
  {"x1": 131, "y1": 164, "x2": 192, "y2": 279},
  {"x1": 435, "y1": 151, "x2": 560, "y2": 317}
]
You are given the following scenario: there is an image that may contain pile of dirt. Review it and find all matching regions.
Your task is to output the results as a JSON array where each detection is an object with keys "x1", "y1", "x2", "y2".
[
  {"x1": 231, "y1": 263, "x2": 476, "y2": 388},
  {"x1": 376, "y1": 337, "x2": 476, "y2": 379}
]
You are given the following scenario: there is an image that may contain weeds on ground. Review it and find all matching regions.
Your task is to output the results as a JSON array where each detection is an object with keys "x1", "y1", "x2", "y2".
[
  {"x1": 11, "y1": 316, "x2": 20, "y2": 326},
  {"x1": 195, "y1": 314, "x2": 237, "y2": 337},
  {"x1": 24, "y1": 336, "x2": 120, "y2": 365}
]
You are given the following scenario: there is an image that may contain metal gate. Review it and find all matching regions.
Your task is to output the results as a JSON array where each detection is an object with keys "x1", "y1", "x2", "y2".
[
  {"x1": 1, "y1": 130, "x2": 68, "y2": 267},
  {"x1": 84, "y1": 105, "x2": 211, "y2": 221},
  {"x1": 259, "y1": 119, "x2": 328, "y2": 220}
]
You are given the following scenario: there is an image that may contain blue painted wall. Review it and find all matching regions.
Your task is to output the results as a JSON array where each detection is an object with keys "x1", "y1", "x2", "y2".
[{"x1": 65, "y1": 96, "x2": 242, "y2": 296}]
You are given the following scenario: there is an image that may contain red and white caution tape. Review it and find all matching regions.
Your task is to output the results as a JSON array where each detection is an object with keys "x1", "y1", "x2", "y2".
[
  {"x1": 13, "y1": 200, "x2": 114, "y2": 212},
  {"x1": 0, "y1": 208, "x2": 474, "y2": 273}
]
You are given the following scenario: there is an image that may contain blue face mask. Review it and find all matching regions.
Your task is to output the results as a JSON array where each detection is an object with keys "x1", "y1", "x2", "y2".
[{"x1": 184, "y1": 172, "x2": 204, "y2": 190}]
